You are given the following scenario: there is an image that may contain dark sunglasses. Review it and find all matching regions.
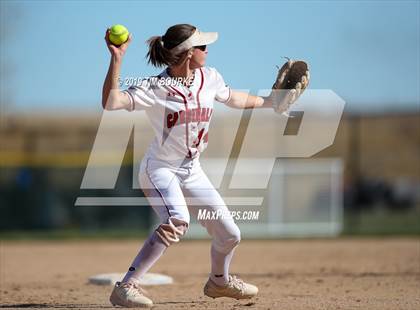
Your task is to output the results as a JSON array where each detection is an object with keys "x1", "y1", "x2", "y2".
[{"x1": 195, "y1": 45, "x2": 207, "y2": 51}]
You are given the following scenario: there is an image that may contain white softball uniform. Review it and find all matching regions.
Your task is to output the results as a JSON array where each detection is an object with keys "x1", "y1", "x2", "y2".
[
  {"x1": 124, "y1": 67, "x2": 231, "y2": 160},
  {"x1": 123, "y1": 67, "x2": 241, "y2": 253}
]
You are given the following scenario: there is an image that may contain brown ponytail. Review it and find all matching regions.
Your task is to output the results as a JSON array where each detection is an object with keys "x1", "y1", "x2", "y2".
[{"x1": 146, "y1": 24, "x2": 196, "y2": 67}]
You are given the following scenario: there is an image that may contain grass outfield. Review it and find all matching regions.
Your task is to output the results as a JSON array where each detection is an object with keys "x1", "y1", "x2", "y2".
[
  {"x1": 1, "y1": 209, "x2": 419, "y2": 240},
  {"x1": 343, "y1": 209, "x2": 420, "y2": 236}
]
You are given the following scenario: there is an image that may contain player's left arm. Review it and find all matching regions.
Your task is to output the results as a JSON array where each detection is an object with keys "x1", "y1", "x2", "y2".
[{"x1": 224, "y1": 90, "x2": 273, "y2": 109}]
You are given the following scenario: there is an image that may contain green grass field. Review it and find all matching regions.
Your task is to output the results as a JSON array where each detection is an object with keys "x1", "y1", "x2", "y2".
[
  {"x1": 343, "y1": 209, "x2": 420, "y2": 235},
  {"x1": 1, "y1": 209, "x2": 419, "y2": 240}
]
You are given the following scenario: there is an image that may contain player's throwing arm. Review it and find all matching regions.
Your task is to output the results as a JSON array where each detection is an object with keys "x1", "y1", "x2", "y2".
[{"x1": 102, "y1": 26, "x2": 133, "y2": 111}]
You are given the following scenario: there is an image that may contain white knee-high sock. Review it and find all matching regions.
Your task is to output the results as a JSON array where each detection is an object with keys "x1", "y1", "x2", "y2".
[
  {"x1": 122, "y1": 230, "x2": 167, "y2": 283},
  {"x1": 210, "y1": 244, "x2": 236, "y2": 286}
]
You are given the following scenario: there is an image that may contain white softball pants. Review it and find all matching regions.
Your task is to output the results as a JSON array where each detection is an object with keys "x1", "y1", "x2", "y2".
[{"x1": 139, "y1": 156, "x2": 241, "y2": 254}]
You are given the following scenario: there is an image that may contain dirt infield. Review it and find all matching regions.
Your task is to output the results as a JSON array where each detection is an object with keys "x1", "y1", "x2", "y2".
[{"x1": 1, "y1": 238, "x2": 419, "y2": 309}]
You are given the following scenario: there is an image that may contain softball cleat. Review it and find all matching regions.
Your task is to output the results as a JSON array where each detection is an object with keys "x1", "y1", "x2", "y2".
[
  {"x1": 203, "y1": 275, "x2": 258, "y2": 300},
  {"x1": 109, "y1": 281, "x2": 153, "y2": 308}
]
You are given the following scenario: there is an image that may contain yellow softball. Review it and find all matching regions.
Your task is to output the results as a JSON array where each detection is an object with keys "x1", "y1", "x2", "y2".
[{"x1": 109, "y1": 24, "x2": 129, "y2": 46}]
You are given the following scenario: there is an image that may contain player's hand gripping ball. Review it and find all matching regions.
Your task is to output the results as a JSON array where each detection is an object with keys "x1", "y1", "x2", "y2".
[
  {"x1": 270, "y1": 59, "x2": 310, "y2": 114},
  {"x1": 108, "y1": 24, "x2": 129, "y2": 46}
]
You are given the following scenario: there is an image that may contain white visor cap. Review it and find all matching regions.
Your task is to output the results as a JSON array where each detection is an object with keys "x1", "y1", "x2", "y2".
[{"x1": 170, "y1": 29, "x2": 218, "y2": 54}]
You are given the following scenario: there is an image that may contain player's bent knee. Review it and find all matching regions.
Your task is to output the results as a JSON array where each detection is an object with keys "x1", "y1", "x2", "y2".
[
  {"x1": 155, "y1": 217, "x2": 189, "y2": 247},
  {"x1": 218, "y1": 225, "x2": 241, "y2": 253},
  {"x1": 228, "y1": 228, "x2": 241, "y2": 248}
]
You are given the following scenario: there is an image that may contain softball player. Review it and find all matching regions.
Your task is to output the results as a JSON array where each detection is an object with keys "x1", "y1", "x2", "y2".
[{"x1": 102, "y1": 24, "x2": 297, "y2": 308}]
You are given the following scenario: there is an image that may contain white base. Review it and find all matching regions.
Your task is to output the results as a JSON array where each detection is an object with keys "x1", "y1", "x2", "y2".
[{"x1": 88, "y1": 272, "x2": 173, "y2": 286}]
